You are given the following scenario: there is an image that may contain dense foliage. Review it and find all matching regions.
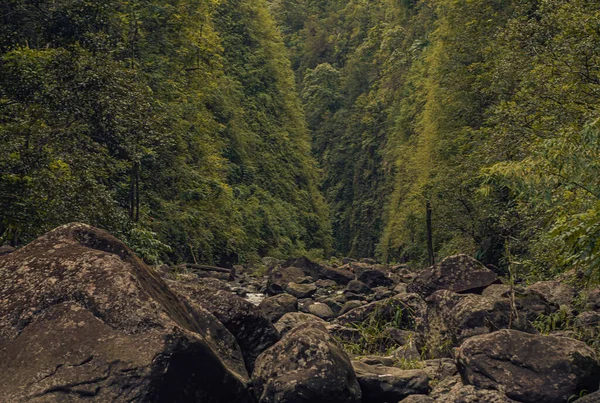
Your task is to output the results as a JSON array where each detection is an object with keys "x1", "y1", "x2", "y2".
[
  {"x1": 0, "y1": 0, "x2": 331, "y2": 265},
  {"x1": 271, "y1": 0, "x2": 600, "y2": 279},
  {"x1": 4, "y1": 0, "x2": 600, "y2": 279}
]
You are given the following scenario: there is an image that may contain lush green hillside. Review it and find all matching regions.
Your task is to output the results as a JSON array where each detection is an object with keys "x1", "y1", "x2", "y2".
[
  {"x1": 0, "y1": 0, "x2": 331, "y2": 265},
  {"x1": 271, "y1": 0, "x2": 600, "y2": 279},
  {"x1": 4, "y1": 0, "x2": 600, "y2": 279}
]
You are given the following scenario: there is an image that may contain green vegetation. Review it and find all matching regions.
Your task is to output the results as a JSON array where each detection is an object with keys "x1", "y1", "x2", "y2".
[
  {"x1": 271, "y1": 0, "x2": 600, "y2": 280},
  {"x1": 3, "y1": 0, "x2": 600, "y2": 279},
  {"x1": 0, "y1": 0, "x2": 330, "y2": 265}
]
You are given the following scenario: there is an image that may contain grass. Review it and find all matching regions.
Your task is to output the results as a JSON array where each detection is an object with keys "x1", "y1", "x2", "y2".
[{"x1": 335, "y1": 298, "x2": 422, "y2": 361}]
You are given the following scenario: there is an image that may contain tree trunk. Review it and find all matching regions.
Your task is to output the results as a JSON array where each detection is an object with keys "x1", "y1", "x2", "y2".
[{"x1": 426, "y1": 200, "x2": 434, "y2": 266}]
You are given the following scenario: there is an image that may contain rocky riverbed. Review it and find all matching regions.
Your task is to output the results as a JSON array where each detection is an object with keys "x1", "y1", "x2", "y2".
[{"x1": 1, "y1": 223, "x2": 600, "y2": 402}]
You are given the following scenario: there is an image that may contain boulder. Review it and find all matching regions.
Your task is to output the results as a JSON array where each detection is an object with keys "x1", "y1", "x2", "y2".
[
  {"x1": 285, "y1": 282, "x2": 317, "y2": 298},
  {"x1": 457, "y1": 329, "x2": 600, "y2": 403},
  {"x1": 0, "y1": 245, "x2": 15, "y2": 255},
  {"x1": 393, "y1": 283, "x2": 408, "y2": 294},
  {"x1": 371, "y1": 286, "x2": 394, "y2": 301},
  {"x1": 315, "y1": 279, "x2": 338, "y2": 289},
  {"x1": 430, "y1": 375, "x2": 518, "y2": 402},
  {"x1": 578, "y1": 390, "x2": 600, "y2": 402},
  {"x1": 586, "y1": 287, "x2": 600, "y2": 311},
  {"x1": 0, "y1": 223, "x2": 252, "y2": 402},
  {"x1": 345, "y1": 279, "x2": 372, "y2": 295},
  {"x1": 316, "y1": 296, "x2": 344, "y2": 314},
  {"x1": 358, "y1": 270, "x2": 394, "y2": 288},
  {"x1": 402, "y1": 396, "x2": 434, "y2": 403},
  {"x1": 351, "y1": 361, "x2": 429, "y2": 402},
  {"x1": 283, "y1": 256, "x2": 354, "y2": 285},
  {"x1": 526, "y1": 281, "x2": 575, "y2": 309},
  {"x1": 481, "y1": 284, "x2": 558, "y2": 321},
  {"x1": 274, "y1": 312, "x2": 327, "y2": 337},
  {"x1": 167, "y1": 278, "x2": 279, "y2": 372},
  {"x1": 575, "y1": 311, "x2": 600, "y2": 327},
  {"x1": 425, "y1": 290, "x2": 535, "y2": 358},
  {"x1": 307, "y1": 302, "x2": 335, "y2": 319},
  {"x1": 339, "y1": 300, "x2": 364, "y2": 315},
  {"x1": 259, "y1": 294, "x2": 298, "y2": 322},
  {"x1": 267, "y1": 266, "x2": 308, "y2": 295},
  {"x1": 408, "y1": 254, "x2": 497, "y2": 298},
  {"x1": 252, "y1": 324, "x2": 362, "y2": 403}
]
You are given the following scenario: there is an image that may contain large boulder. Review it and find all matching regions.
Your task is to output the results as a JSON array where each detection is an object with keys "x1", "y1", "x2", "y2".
[
  {"x1": 166, "y1": 277, "x2": 279, "y2": 372},
  {"x1": 526, "y1": 281, "x2": 575, "y2": 309},
  {"x1": 274, "y1": 312, "x2": 327, "y2": 337},
  {"x1": 0, "y1": 223, "x2": 253, "y2": 402},
  {"x1": 285, "y1": 282, "x2": 317, "y2": 298},
  {"x1": 283, "y1": 256, "x2": 354, "y2": 285},
  {"x1": 358, "y1": 269, "x2": 395, "y2": 289},
  {"x1": 351, "y1": 361, "x2": 429, "y2": 402},
  {"x1": 259, "y1": 294, "x2": 298, "y2": 322},
  {"x1": 425, "y1": 290, "x2": 536, "y2": 358},
  {"x1": 457, "y1": 329, "x2": 600, "y2": 403},
  {"x1": 267, "y1": 266, "x2": 307, "y2": 295},
  {"x1": 252, "y1": 323, "x2": 362, "y2": 403},
  {"x1": 408, "y1": 254, "x2": 497, "y2": 298}
]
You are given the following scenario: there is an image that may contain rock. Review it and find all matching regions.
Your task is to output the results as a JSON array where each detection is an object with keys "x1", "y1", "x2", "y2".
[
  {"x1": 352, "y1": 361, "x2": 429, "y2": 403},
  {"x1": 340, "y1": 300, "x2": 365, "y2": 315},
  {"x1": 307, "y1": 302, "x2": 335, "y2": 319},
  {"x1": 408, "y1": 254, "x2": 498, "y2": 298},
  {"x1": 252, "y1": 324, "x2": 362, "y2": 403},
  {"x1": 457, "y1": 329, "x2": 600, "y2": 403},
  {"x1": 167, "y1": 278, "x2": 279, "y2": 372},
  {"x1": 259, "y1": 294, "x2": 298, "y2": 322},
  {"x1": 430, "y1": 375, "x2": 518, "y2": 402},
  {"x1": 316, "y1": 296, "x2": 344, "y2": 314},
  {"x1": 285, "y1": 282, "x2": 317, "y2": 298},
  {"x1": 401, "y1": 396, "x2": 434, "y2": 403},
  {"x1": 274, "y1": 312, "x2": 327, "y2": 337},
  {"x1": 336, "y1": 293, "x2": 427, "y2": 333},
  {"x1": 481, "y1": 283, "x2": 511, "y2": 299},
  {"x1": 421, "y1": 358, "x2": 457, "y2": 384},
  {"x1": 345, "y1": 279, "x2": 373, "y2": 295},
  {"x1": 283, "y1": 256, "x2": 354, "y2": 285},
  {"x1": 482, "y1": 284, "x2": 558, "y2": 321},
  {"x1": 342, "y1": 257, "x2": 357, "y2": 264},
  {"x1": 392, "y1": 343, "x2": 422, "y2": 361},
  {"x1": 575, "y1": 311, "x2": 600, "y2": 327},
  {"x1": 0, "y1": 245, "x2": 15, "y2": 255},
  {"x1": 0, "y1": 223, "x2": 252, "y2": 402},
  {"x1": 316, "y1": 279, "x2": 338, "y2": 289},
  {"x1": 360, "y1": 258, "x2": 378, "y2": 264},
  {"x1": 393, "y1": 283, "x2": 408, "y2": 294},
  {"x1": 425, "y1": 290, "x2": 536, "y2": 358},
  {"x1": 358, "y1": 270, "x2": 395, "y2": 288},
  {"x1": 356, "y1": 356, "x2": 396, "y2": 366},
  {"x1": 387, "y1": 329, "x2": 423, "y2": 361},
  {"x1": 586, "y1": 287, "x2": 600, "y2": 311},
  {"x1": 263, "y1": 256, "x2": 282, "y2": 271},
  {"x1": 372, "y1": 286, "x2": 394, "y2": 301},
  {"x1": 267, "y1": 266, "x2": 308, "y2": 295},
  {"x1": 526, "y1": 280, "x2": 575, "y2": 309},
  {"x1": 578, "y1": 390, "x2": 600, "y2": 402},
  {"x1": 345, "y1": 291, "x2": 367, "y2": 301}
]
